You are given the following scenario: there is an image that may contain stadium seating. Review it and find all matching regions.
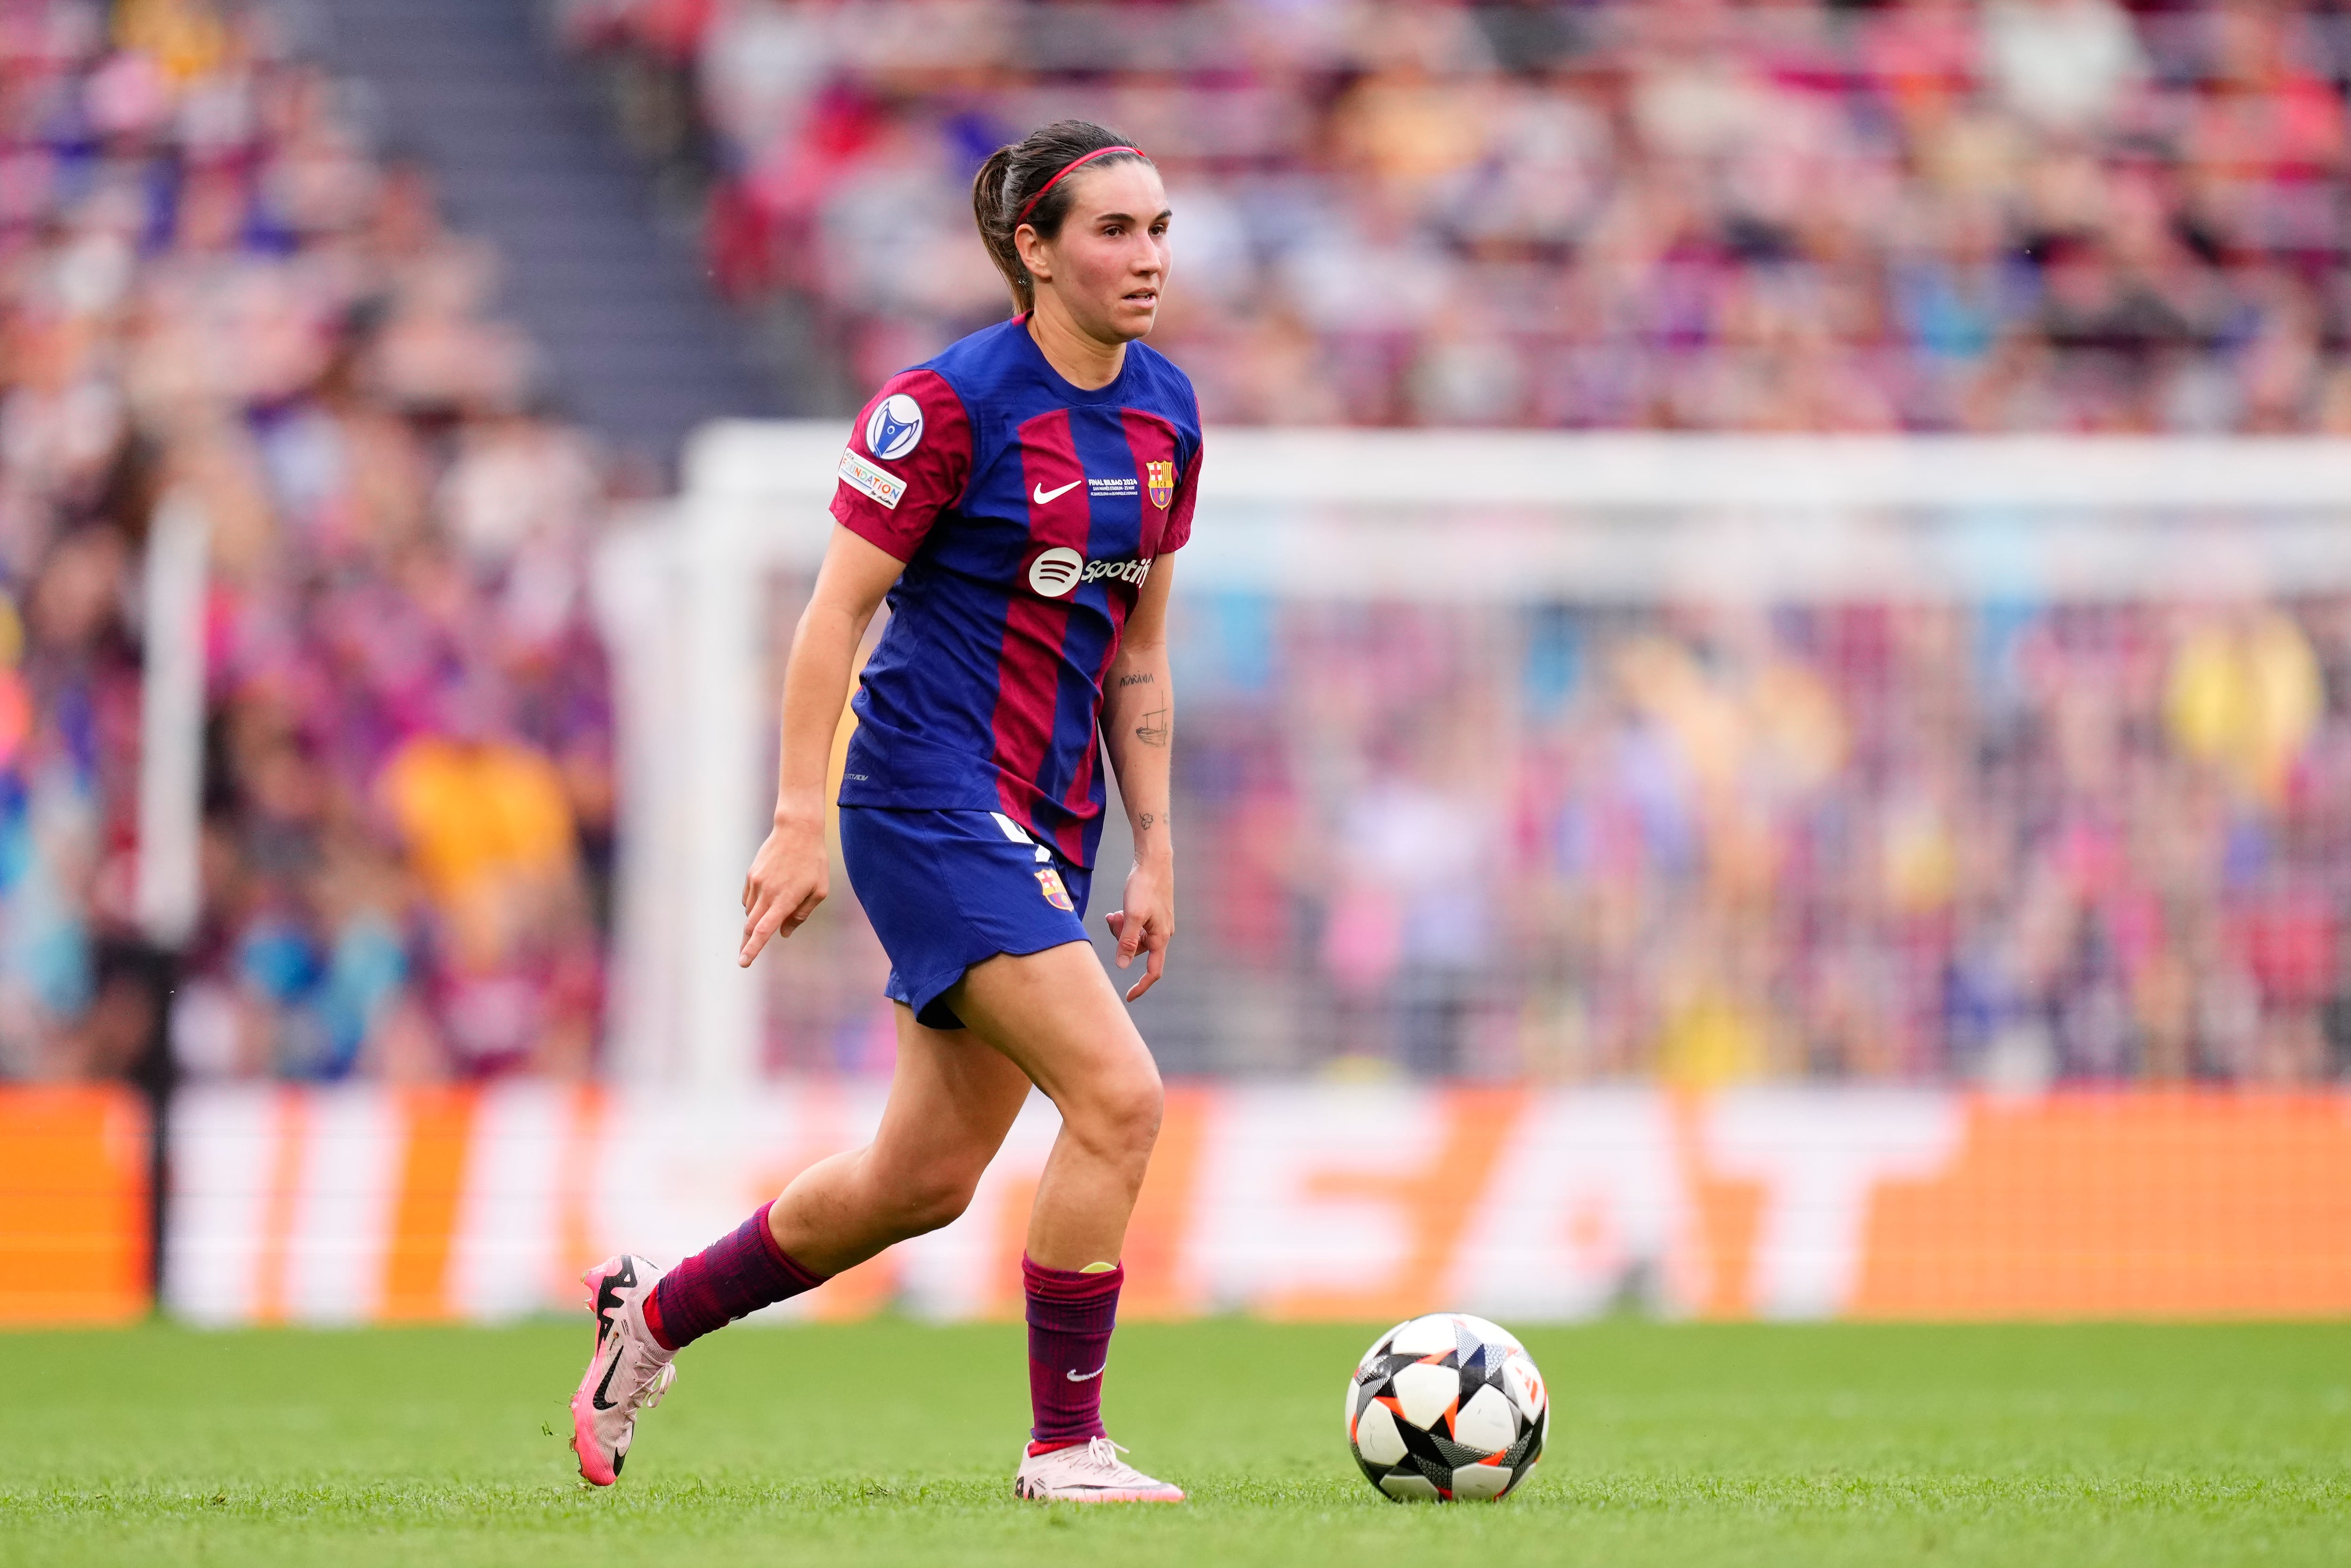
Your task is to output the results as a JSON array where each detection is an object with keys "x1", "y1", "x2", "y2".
[
  {"x1": 564, "y1": 0, "x2": 2351, "y2": 1085},
  {"x1": 9, "y1": 0, "x2": 2351, "y2": 1087},
  {"x1": 0, "y1": 0, "x2": 615, "y2": 1082},
  {"x1": 558, "y1": 0, "x2": 2351, "y2": 432}
]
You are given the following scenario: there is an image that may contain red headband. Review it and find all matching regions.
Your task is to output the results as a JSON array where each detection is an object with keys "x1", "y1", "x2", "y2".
[{"x1": 1015, "y1": 145, "x2": 1145, "y2": 226}]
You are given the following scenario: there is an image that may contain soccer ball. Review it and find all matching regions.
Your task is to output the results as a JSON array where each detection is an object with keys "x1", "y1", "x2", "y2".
[{"x1": 1345, "y1": 1313, "x2": 1548, "y2": 1502}]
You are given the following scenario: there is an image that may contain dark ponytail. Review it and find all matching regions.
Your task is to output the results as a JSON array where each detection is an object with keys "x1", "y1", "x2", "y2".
[{"x1": 972, "y1": 119, "x2": 1150, "y2": 315}]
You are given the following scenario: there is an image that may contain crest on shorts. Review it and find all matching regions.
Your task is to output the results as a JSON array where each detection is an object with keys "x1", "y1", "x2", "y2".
[
  {"x1": 1145, "y1": 459, "x2": 1176, "y2": 510},
  {"x1": 1035, "y1": 868, "x2": 1075, "y2": 911}
]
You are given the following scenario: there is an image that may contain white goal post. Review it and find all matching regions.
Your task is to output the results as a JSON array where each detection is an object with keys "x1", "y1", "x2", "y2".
[{"x1": 594, "y1": 429, "x2": 2351, "y2": 1088}]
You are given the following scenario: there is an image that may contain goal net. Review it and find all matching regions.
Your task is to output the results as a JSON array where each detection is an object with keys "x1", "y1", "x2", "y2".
[{"x1": 600, "y1": 429, "x2": 2351, "y2": 1090}]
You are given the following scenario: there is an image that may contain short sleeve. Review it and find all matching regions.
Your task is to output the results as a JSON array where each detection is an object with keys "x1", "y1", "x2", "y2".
[
  {"x1": 1158, "y1": 440, "x2": 1203, "y2": 555},
  {"x1": 830, "y1": 369, "x2": 972, "y2": 561}
]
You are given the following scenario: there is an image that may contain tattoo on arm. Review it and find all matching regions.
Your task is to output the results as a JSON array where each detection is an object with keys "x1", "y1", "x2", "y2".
[
  {"x1": 1135, "y1": 701, "x2": 1169, "y2": 747},
  {"x1": 1139, "y1": 811, "x2": 1168, "y2": 832},
  {"x1": 1118, "y1": 672, "x2": 1153, "y2": 687}
]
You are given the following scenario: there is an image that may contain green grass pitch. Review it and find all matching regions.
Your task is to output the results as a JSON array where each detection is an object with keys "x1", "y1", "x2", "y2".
[{"x1": 4, "y1": 1318, "x2": 2346, "y2": 1567}]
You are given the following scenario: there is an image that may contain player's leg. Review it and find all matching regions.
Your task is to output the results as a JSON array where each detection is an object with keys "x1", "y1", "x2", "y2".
[
  {"x1": 949, "y1": 942, "x2": 1163, "y2": 1269},
  {"x1": 570, "y1": 1005, "x2": 1030, "y2": 1485},
  {"x1": 945, "y1": 941, "x2": 1184, "y2": 1502},
  {"x1": 765, "y1": 1003, "x2": 1038, "y2": 1274},
  {"x1": 646, "y1": 1002, "x2": 1033, "y2": 1347}
]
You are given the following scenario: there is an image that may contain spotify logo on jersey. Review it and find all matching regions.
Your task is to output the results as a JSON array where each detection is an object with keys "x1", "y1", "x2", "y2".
[
  {"x1": 1027, "y1": 547, "x2": 1085, "y2": 597},
  {"x1": 1023, "y1": 547, "x2": 1155, "y2": 599}
]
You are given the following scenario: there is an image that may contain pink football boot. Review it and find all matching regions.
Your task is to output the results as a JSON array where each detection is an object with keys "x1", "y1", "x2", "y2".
[
  {"x1": 569, "y1": 1255, "x2": 677, "y2": 1485},
  {"x1": 1013, "y1": 1438, "x2": 1185, "y2": 1503}
]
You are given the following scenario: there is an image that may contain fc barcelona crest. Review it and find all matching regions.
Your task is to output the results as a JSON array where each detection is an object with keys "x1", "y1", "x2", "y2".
[
  {"x1": 1035, "y1": 868, "x2": 1075, "y2": 912},
  {"x1": 1145, "y1": 459, "x2": 1177, "y2": 510}
]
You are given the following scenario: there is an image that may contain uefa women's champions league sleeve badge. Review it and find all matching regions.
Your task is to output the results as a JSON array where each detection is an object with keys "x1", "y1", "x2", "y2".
[
  {"x1": 1145, "y1": 459, "x2": 1176, "y2": 510},
  {"x1": 838, "y1": 389, "x2": 925, "y2": 510},
  {"x1": 866, "y1": 393, "x2": 924, "y2": 462},
  {"x1": 1035, "y1": 867, "x2": 1075, "y2": 911}
]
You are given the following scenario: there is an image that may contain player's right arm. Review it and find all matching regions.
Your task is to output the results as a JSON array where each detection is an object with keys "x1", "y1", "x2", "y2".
[
  {"x1": 740, "y1": 371, "x2": 970, "y2": 966},
  {"x1": 738, "y1": 527, "x2": 905, "y2": 967}
]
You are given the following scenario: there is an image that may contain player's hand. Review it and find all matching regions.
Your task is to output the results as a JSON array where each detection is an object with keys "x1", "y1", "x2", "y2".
[
  {"x1": 1105, "y1": 859, "x2": 1174, "y2": 1002},
  {"x1": 740, "y1": 810, "x2": 828, "y2": 967}
]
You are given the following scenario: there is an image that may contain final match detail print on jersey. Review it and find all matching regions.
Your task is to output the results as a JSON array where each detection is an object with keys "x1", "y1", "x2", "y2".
[{"x1": 828, "y1": 318, "x2": 1203, "y2": 867}]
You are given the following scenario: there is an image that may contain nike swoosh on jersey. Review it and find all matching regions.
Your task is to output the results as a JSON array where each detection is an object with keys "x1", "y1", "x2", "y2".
[
  {"x1": 1032, "y1": 479, "x2": 1083, "y2": 504},
  {"x1": 1065, "y1": 1364, "x2": 1106, "y2": 1382}
]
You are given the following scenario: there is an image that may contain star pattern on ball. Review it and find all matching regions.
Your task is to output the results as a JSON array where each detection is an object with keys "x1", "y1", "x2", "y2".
[{"x1": 1347, "y1": 1313, "x2": 1548, "y2": 1503}]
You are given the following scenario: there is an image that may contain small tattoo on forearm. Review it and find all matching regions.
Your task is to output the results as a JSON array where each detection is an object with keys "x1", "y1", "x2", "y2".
[
  {"x1": 1118, "y1": 672, "x2": 1153, "y2": 687},
  {"x1": 1138, "y1": 812, "x2": 1163, "y2": 831},
  {"x1": 1135, "y1": 702, "x2": 1169, "y2": 746}
]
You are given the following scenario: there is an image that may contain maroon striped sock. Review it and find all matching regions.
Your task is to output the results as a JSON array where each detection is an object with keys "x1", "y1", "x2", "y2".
[
  {"x1": 643, "y1": 1201, "x2": 827, "y2": 1351},
  {"x1": 1024, "y1": 1256, "x2": 1122, "y2": 1452}
]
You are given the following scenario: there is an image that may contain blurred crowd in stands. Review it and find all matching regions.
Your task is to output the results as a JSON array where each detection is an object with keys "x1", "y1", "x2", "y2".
[
  {"x1": 0, "y1": 0, "x2": 619, "y2": 1084},
  {"x1": 1160, "y1": 595, "x2": 2351, "y2": 1084},
  {"x1": 563, "y1": 0, "x2": 2351, "y2": 432},
  {"x1": 756, "y1": 589, "x2": 2351, "y2": 1086},
  {"x1": 10, "y1": 0, "x2": 2351, "y2": 1087},
  {"x1": 567, "y1": 0, "x2": 2351, "y2": 1083}
]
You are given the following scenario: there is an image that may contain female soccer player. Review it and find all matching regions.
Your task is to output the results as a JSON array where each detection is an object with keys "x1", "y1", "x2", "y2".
[{"x1": 569, "y1": 121, "x2": 1198, "y2": 1504}]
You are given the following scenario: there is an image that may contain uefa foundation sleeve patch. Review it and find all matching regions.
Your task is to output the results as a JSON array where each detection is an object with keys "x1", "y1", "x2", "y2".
[
  {"x1": 838, "y1": 448, "x2": 906, "y2": 509},
  {"x1": 829, "y1": 368, "x2": 972, "y2": 560}
]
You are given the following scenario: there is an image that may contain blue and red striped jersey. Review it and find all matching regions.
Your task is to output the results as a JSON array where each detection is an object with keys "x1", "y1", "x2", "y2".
[{"x1": 828, "y1": 317, "x2": 1202, "y2": 868}]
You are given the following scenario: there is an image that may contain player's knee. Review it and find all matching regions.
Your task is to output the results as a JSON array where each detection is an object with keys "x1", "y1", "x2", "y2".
[
  {"x1": 858, "y1": 1142, "x2": 985, "y2": 1238},
  {"x1": 1074, "y1": 1063, "x2": 1162, "y2": 1163},
  {"x1": 892, "y1": 1162, "x2": 986, "y2": 1236}
]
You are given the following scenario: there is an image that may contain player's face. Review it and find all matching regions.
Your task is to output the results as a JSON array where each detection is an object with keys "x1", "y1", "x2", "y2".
[{"x1": 1026, "y1": 162, "x2": 1171, "y2": 343}]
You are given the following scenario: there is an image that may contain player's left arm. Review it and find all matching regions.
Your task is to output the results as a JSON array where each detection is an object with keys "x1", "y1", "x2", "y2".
[{"x1": 1099, "y1": 554, "x2": 1176, "y2": 1002}]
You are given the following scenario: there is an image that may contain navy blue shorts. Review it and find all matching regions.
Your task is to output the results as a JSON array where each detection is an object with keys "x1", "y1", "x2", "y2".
[{"x1": 838, "y1": 805, "x2": 1094, "y2": 1031}]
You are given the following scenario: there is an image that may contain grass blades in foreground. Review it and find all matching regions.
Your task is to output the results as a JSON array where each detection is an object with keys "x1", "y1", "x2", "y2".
[{"x1": 4, "y1": 1319, "x2": 2347, "y2": 1567}]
